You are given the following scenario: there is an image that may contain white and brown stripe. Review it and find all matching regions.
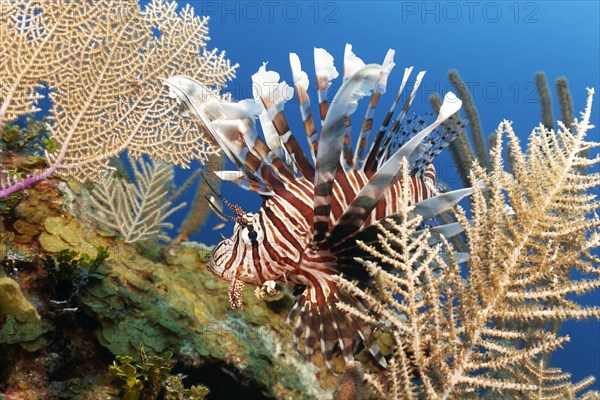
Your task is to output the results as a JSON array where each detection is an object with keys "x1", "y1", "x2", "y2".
[{"x1": 208, "y1": 166, "x2": 434, "y2": 287}]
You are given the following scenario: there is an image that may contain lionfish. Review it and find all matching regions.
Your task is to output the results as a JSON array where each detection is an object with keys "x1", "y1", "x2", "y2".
[{"x1": 165, "y1": 44, "x2": 475, "y2": 370}]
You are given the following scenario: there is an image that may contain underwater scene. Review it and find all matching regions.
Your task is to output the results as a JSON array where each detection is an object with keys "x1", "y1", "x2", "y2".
[{"x1": 0, "y1": 0, "x2": 599, "y2": 399}]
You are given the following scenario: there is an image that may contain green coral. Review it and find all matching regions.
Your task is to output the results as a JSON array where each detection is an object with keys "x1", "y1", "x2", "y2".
[
  {"x1": 33, "y1": 209, "x2": 337, "y2": 398},
  {"x1": 164, "y1": 374, "x2": 210, "y2": 400},
  {"x1": 42, "y1": 246, "x2": 108, "y2": 303},
  {"x1": 0, "y1": 117, "x2": 53, "y2": 156},
  {"x1": 0, "y1": 190, "x2": 22, "y2": 214},
  {"x1": 0, "y1": 314, "x2": 51, "y2": 351},
  {"x1": 109, "y1": 346, "x2": 208, "y2": 400}
]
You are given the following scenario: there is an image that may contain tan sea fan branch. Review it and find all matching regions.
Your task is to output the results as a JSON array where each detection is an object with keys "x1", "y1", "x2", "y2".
[
  {"x1": 88, "y1": 158, "x2": 185, "y2": 243},
  {"x1": 338, "y1": 89, "x2": 600, "y2": 399},
  {"x1": 0, "y1": 0, "x2": 237, "y2": 183}
]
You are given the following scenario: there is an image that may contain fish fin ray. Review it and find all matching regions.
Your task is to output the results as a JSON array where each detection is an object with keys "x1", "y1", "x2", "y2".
[
  {"x1": 313, "y1": 64, "x2": 384, "y2": 244},
  {"x1": 325, "y1": 92, "x2": 462, "y2": 247}
]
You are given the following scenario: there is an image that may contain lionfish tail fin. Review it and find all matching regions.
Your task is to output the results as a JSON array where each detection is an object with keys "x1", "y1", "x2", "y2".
[{"x1": 286, "y1": 282, "x2": 386, "y2": 373}]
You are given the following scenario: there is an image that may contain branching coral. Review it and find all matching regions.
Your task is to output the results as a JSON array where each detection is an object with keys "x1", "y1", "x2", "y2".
[
  {"x1": 88, "y1": 158, "x2": 185, "y2": 243},
  {"x1": 504, "y1": 358, "x2": 597, "y2": 400},
  {"x1": 0, "y1": 0, "x2": 237, "y2": 196},
  {"x1": 336, "y1": 89, "x2": 600, "y2": 399}
]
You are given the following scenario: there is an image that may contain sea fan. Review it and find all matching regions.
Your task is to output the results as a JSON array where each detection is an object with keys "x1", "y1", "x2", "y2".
[{"x1": 0, "y1": 0, "x2": 236, "y2": 188}]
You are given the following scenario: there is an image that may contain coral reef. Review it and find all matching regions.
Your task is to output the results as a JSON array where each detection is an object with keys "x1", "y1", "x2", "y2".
[
  {"x1": 0, "y1": 276, "x2": 39, "y2": 320},
  {"x1": 1, "y1": 1, "x2": 597, "y2": 398},
  {"x1": 0, "y1": 173, "x2": 337, "y2": 398},
  {"x1": 41, "y1": 246, "x2": 109, "y2": 304}
]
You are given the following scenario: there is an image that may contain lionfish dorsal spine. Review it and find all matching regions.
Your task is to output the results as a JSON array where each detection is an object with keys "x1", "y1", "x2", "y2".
[
  {"x1": 340, "y1": 44, "x2": 367, "y2": 171},
  {"x1": 312, "y1": 64, "x2": 385, "y2": 244},
  {"x1": 165, "y1": 77, "x2": 269, "y2": 194},
  {"x1": 314, "y1": 47, "x2": 339, "y2": 125},
  {"x1": 324, "y1": 92, "x2": 463, "y2": 247},
  {"x1": 252, "y1": 64, "x2": 315, "y2": 181},
  {"x1": 353, "y1": 48, "x2": 396, "y2": 170},
  {"x1": 207, "y1": 104, "x2": 285, "y2": 191},
  {"x1": 240, "y1": 111, "x2": 299, "y2": 185},
  {"x1": 362, "y1": 66, "x2": 415, "y2": 174},
  {"x1": 290, "y1": 52, "x2": 319, "y2": 164}
]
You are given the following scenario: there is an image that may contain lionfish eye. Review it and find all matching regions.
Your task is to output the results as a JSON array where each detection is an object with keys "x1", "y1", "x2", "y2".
[
  {"x1": 248, "y1": 230, "x2": 258, "y2": 241},
  {"x1": 241, "y1": 225, "x2": 262, "y2": 245}
]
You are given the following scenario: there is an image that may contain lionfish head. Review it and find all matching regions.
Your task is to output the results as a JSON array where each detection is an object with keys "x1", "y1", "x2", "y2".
[{"x1": 207, "y1": 211, "x2": 266, "y2": 286}]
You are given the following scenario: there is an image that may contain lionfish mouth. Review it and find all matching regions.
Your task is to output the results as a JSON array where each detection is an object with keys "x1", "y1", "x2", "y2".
[
  {"x1": 204, "y1": 245, "x2": 224, "y2": 279},
  {"x1": 205, "y1": 258, "x2": 227, "y2": 281}
]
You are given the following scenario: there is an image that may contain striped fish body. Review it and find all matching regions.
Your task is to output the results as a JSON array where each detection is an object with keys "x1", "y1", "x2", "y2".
[
  {"x1": 165, "y1": 45, "x2": 466, "y2": 371},
  {"x1": 210, "y1": 167, "x2": 435, "y2": 287}
]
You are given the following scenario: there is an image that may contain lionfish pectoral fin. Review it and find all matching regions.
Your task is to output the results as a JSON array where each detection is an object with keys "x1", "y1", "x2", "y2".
[
  {"x1": 410, "y1": 186, "x2": 479, "y2": 221},
  {"x1": 375, "y1": 71, "x2": 427, "y2": 163},
  {"x1": 416, "y1": 222, "x2": 465, "y2": 245},
  {"x1": 333, "y1": 220, "x2": 467, "y2": 268},
  {"x1": 164, "y1": 76, "x2": 269, "y2": 193},
  {"x1": 362, "y1": 66, "x2": 416, "y2": 174},
  {"x1": 286, "y1": 283, "x2": 386, "y2": 373}
]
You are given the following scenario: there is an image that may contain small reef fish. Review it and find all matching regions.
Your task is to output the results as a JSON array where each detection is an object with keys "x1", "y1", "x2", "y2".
[
  {"x1": 211, "y1": 222, "x2": 226, "y2": 231},
  {"x1": 165, "y1": 44, "x2": 473, "y2": 370}
]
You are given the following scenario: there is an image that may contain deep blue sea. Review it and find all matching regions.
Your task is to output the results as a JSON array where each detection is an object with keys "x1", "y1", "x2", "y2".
[{"x1": 159, "y1": 0, "x2": 599, "y2": 391}]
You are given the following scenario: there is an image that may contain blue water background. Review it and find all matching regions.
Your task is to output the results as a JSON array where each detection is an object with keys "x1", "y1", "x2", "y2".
[{"x1": 163, "y1": 0, "x2": 600, "y2": 390}]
